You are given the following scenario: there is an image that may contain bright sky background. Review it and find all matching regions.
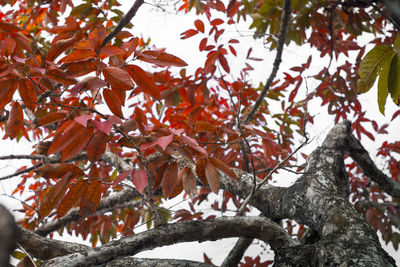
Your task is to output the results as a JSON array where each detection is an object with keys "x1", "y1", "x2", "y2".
[{"x1": 0, "y1": 0, "x2": 399, "y2": 265}]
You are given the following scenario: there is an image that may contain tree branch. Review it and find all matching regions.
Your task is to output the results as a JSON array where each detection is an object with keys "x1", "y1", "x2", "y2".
[
  {"x1": 99, "y1": 0, "x2": 145, "y2": 51},
  {"x1": 42, "y1": 216, "x2": 296, "y2": 266},
  {"x1": 100, "y1": 257, "x2": 213, "y2": 267},
  {"x1": 243, "y1": 0, "x2": 292, "y2": 124},
  {"x1": 220, "y1": 237, "x2": 253, "y2": 267}
]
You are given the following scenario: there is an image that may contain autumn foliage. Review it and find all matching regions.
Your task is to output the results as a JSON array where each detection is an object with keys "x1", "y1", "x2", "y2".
[{"x1": 0, "y1": 0, "x2": 400, "y2": 265}]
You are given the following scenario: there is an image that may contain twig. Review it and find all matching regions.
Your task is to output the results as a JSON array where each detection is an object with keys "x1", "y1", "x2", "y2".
[
  {"x1": 99, "y1": 0, "x2": 145, "y2": 51},
  {"x1": 243, "y1": 0, "x2": 292, "y2": 124}
]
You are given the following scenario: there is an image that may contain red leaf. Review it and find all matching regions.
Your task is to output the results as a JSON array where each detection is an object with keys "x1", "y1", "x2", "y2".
[
  {"x1": 35, "y1": 163, "x2": 85, "y2": 179},
  {"x1": 74, "y1": 114, "x2": 92, "y2": 127},
  {"x1": 196, "y1": 158, "x2": 208, "y2": 186},
  {"x1": 156, "y1": 134, "x2": 174, "y2": 150},
  {"x1": 181, "y1": 135, "x2": 208, "y2": 155},
  {"x1": 218, "y1": 54, "x2": 230, "y2": 73},
  {"x1": 7, "y1": 102, "x2": 23, "y2": 139},
  {"x1": 18, "y1": 79, "x2": 36, "y2": 111},
  {"x1": 103, "y1": 89, "x2": 124, "y2": 118},
  {"x1": 199, "y1": 38, "x2": 207, "y2": 51},
  {"x1": 126, "y1": 65, "x2": 160, "y2": 99},
  {"x1": 80, "y1": 180, "x2": 102, "y2": 216},
  {"x1": 180, "y1": 167, "x2": 198, "y2": 196},
  {"x1": 136, "y1": 51, "x2": 187, "y2": 67},
  {"x1": 58, "y1": 49, "x2": 96, "y2": 63},
  {"x1": 194, "y1": 19, "x2": 205, "y2": 33},
  {"x1": 209, "y1": 157, "x2": 237, "y2": 180},
  {"x1": 86, "y1": 131, "x2": 111, "y2": 162},
  {"x1": 61, "y1": 126, "x2": 94, "y2": 161},
  {"x1": 58, "y1": 180, "x2": 86, "y2": 217},
  {"x1": 47, "y1": 33, "x2": 79, "y2": 61},
  {"x1": 46, "y1": 66, "x2": 77, "y2": 85},
  {"x1": 161, "y1": 161, "x2": 178, "y2": 198},
  {"x1": 112, "y1": 169, "x2": 133, "y2": 186},
  {"x1": 131, "y1": 168, "x2": 148, "y2": 194},
  {"x1": 36, "y1": 113, "x2": 66, "y2": 127},
  {"x1": 0, "y1": 79, "x2": 17, "y2": 110},
  {"x1": 180, "y1": 29, "x2": 198, "y2": 39},
  {"x1": 211, "y1": 18, "x2": 224, "y2": 26},
  {"x1": 103, "y1": 67, "x2": 134, "y2": 91}
]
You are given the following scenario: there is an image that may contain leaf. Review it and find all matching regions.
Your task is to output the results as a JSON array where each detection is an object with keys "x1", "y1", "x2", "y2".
[
  {"x1": 196, "y1": 158, "x2": 208, "y2": 185},
  {"x1": 377, "y1": 51, "x2": 394, "y2": 114},
  {"x1": 46, "y1": 66, "x2": 78, "y2": 85},
  {"x1": 47, "y1": 34, "x2": 79, "y2": 61},
  {"x1": 180, "y1": 167, "x2": 198, "y2": 196},
  {"x1": 0, "y1": 79, "x2": 17, "y2": 110},
  {"x1": 103, "y1": 89, "x2": 124, "y2": 118},
  {"x1": 358, "y1": 45, "x2": 394, "y2": 93},
  {"x1": 0, "y1": 21, "x2": 22, "y2": 33},
  {"x1": 181, "y1": 135, "x2": 208, "y2": 155},
  {"x1": 36, "y1": 113, "x2": 66, "y2": 127},
  {"x1": 388, "y1": 53, "x2": 400, "y2": 105},
  {"x1": 61, "y1": 126, "x2": 94, "y2": 161},
  {"x1": 205, "y1": 159, "x2": 220, "y2": 194},
  {"x1": 35, "y1": 163, "x2": 85, "y2": 179},
  {"x1": 131, "y1": 168, "x2": 148, "y2": 194},
  {"x1": 86, "y1": 131, "x2": 111, "y2": 162},
  {"x1": 58, "y1": 49, "x2": 97, "y2": 63},
  {"x1": 65, "y1": 61, "x2": 97, "y2": 77},
  {"x1": 194, "y1": 19, "x2": 205, "y2": 33},
  {"x1": 103, "y1": 67, "x2": 134, "y2": 91},
  {"x1": 180, "y1": 29, "x2": 198, "y2": 39},
  {"x1": 161, "y1": 161, "x2": 178, "y2": 198},
  {"x1": 18, "y1": 79, "x2": 37, "y2": 111},
  {"x1": 126, "y1": 65, "x2": 160, "y2": 99},
  {"x1": 80, "y1": 180, "x2": 102, "y2": 216},
  {"x1": 112, "y1": 169, "x2": 133, "y2": 186},
  {"x1": 48, "y1": 122, "x2": 83, "y2": 155},
  {"x1": 7, "y1": 102, "x2": 23, "y2": 140},
  {"x1": 218, "y1": 54, "x2": 230, "y2": 73},
  {"x1": 194, "y1": 121, "x2": 216, "y2": 133},
  {"x1": 57, "y1": 180, "x2": 86, "y2": 217},
  {"x1": 136, "y1": 51, "x2": 187, "y2": 67},
  {"x1": 74, "y1": 114, "x2": 92, "y2": 126},
  {"x1": 209, "y1": 157, "x2": 237, "y2": 180},
  {"x1": 100, "y1": 46, "x2": 126, "y2": 59},
  {"x1": 38, "y1": 173, "x2": 73, "y2": 220}
]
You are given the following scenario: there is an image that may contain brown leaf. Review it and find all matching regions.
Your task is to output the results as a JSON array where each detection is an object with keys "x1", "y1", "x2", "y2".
[
  {"x1": 196, "y1": 158, "x2": 208, "y2": 186},
  {"x1": 18, "y1": 79, "x2": 37, "y2": 111},
  {"x1": 161, "y1": 161, "x2": 178, "y2": 198},
  {"x1": 103, "y1": 89, "x2": 124, "y2": 118},
  {"x1": 35, "y1": 163, "x2": 85, "y2": 179},
  {"x1": 208, "y1": 157, "x2": 237, "y2": 180},
  {"x1": 86, "y1": 131, "x2": 111, "y2": 162},
  {"x1": 7, "y1": 101, "x2": 23, "y2": 139},
  {"x1": 48, "y1": 121, "x2": 84, "y2": 155},
  {"x1": 180, "y1": 167, "x2": 198, "y2": 196},
  {"x1": 57, "y1": 180, "x2": 86, "y2": 218},
  {"x1": 61, "y1": 126, "x2": 94, "y2": 161},
  {"x1": 126, "y1": 65, "x2": 160, "y2": 99},
  {"x1": 103, "y1": 67, "x2": 134, "y2": 91},
  {"x1": 80, "y1": 180, "x2": 102, "y2": 217},
  {"x1": 65, "y1": 61, "x2": 97, "y2": 77},
  {"x1": 36, "y1": 113, "x2": 66, "y2": 127},
  {"x1": 205, "y1": 159, "x2": 219, "y2": 194}
]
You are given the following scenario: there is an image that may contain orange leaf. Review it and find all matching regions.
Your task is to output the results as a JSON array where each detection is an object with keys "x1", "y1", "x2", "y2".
[
  {"x1": 65, "y1": 61, "x2": 97, "y2": 77},
  {"x1": 196, "y1": 158, "x2": 208, "y2": 186},
  {"x1": 209, "y1": 157, "x2": 237, "y2": 180},
  {"x1": 61, "y1": 126, "x2": 94, "y2": 161},
  {"x1": 46, "y1": 66, "x2": 77, "y2": 85},
  {"x1": 103, "y1": 89, "x2": 124, "y2": 118},
  {"x1": 136, "y1": 51, "x2": 187, "y2": 67},
  {"x1": 48, "y1": 122, "x2": 83, "y2": 155},
  {"x1": 36, "y1": 113, "x2": 66, "y2": 127},
  {"x1": 180, "y1": 29, "x2": 198, "y2": 39},
  {"x1": 126, "y1": 65, "x2": 160, "y2": 99},
  {"x1": 80, "y1": 180, "x2": 102, "y2": 216},
  {"x1": 205, "y1": 159, "x2": 219, "y2": 193},
  {"x1": 161, "y1": 161, "x2": 178, "y2": 198},
  {"x1": 86, "y1": 131, "x2": 111, "y2": 162},
  {"x1": 180, "y1": 167, "x2": 198, "y2": 196},
  {"x1": 103, "y1": 67, "x2": 134, "y2": 91},
  {"x1": 38, "y1": 173, "x2": 73, "y2": 220},
  {"x1": 18, "y1": 79, "x2": 37, "y2": 111},
  {"x1": 0, "y1": 79, "x2": 17, "y2": 110},
  {"x1": 57, "y1": 180, "x2": 86, "y2": 217},
  {"x1": 193, "y1": 121, "x2": 216, "y2": 134},
  {"x1": 58, "y1": 49, "x2": 97, "y2": 63},
  {"x1": 100, "y1": 46, "x2": 126, "y2": 59},
  {"x1": 47, "y1": 33, "x2": 79, "y2": 61},
  {"x1": 194, "y1": 19, "x2": 205, "y2": 33},
  {"x1": 35, "y1": 163, "x2": 85, "y2": 179},
  {"x1": 7, "y1": 102, "x2": 23, "y2": 139}
]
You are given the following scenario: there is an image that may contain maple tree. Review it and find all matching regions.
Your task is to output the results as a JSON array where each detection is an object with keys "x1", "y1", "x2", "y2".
[{"x1": 0, "y1": 0, "x2": 399, "y2": 266}]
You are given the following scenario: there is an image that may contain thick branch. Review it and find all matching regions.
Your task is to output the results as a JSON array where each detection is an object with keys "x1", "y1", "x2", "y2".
[
  {"x1": 100, "y1": 257, "x2": 213, "y2": 267},
  {"x1": 42, "y1": 216, "x2": 296, "y2": 266},
  {"x1": 220, "y1": 237, "x2": 253, "y2": 267},
  {"x1": 243, "y1": 0, "x2": 292, "y2": 124}
]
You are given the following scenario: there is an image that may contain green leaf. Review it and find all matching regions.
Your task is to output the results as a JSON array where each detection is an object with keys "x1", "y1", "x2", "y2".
[
  {"x1": 388, "y1": 54, "x2": 400, "y2": 105},
  {"x1": 358, "y1": 45, "x2": 394, "y2": 93},
  {"x1": 377, "y1": 52, "x2": 394, "y2": 114},
  {"x1": 394, "y1": 34, "x2": 400, "y2": 56}
]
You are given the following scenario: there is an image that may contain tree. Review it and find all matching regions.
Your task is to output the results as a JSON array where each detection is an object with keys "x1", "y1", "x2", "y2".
[{"x1": 0, "y1": 0, "x2": 399, "y2": 266}]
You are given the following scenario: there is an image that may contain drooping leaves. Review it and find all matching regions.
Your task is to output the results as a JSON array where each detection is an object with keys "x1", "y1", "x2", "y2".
[
  {"x1": 7, "y1": 101, "x2": 23, "y2": 139},
  {"x1": 80, "y1": 180, "x2": 102, "y2": 217},
  {"x1": 208, "y1": 157, "x2": 237, "y2": 180},
  {"x1": 161, "y1": 161, "x2": 178, "y2": 198},
  {"x1": 57, "y1": 180, "x2": 86, "y2": 218},
  {"x1": 35, "y1": 163, "x2": 85, "y2": 179},
  {"x1": 126, "y1": 65, "x2": 160, "y2": 99},
  {"x1": 180, "y1": 167, "x2": 198, "y2": 196},
  {"x1": 103, "y1": 67, "x2": 134, "y2": 91},
  {"x1": 205, "y1": 159, "x2": 219, "y2": 194},
  {"x1": 103, "y1": 89, "x2": 124, "y2": 118},
  {"x1": 131, "y1": 168, "x2": 148, "y2": 194},
  {"x1": 86, "y1": 131, "x2": 111, "y2": 162}
]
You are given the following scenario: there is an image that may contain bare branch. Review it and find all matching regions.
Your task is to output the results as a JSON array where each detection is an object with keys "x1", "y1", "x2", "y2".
[
  {"x1": 243, "y1": 0, "x2": 292, "y2": 124},
  {"x1": 221, "y1": 237, "x2": 253, "y2": 267}
]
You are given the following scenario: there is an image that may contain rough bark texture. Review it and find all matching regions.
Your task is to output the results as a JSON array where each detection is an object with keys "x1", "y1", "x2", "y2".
[
  {"x1": 15, "y1": 121, "x2": 399, "y2": 266},
  {"x1": 0, "y1": 204, "x2": 19, "y2": 267}
]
